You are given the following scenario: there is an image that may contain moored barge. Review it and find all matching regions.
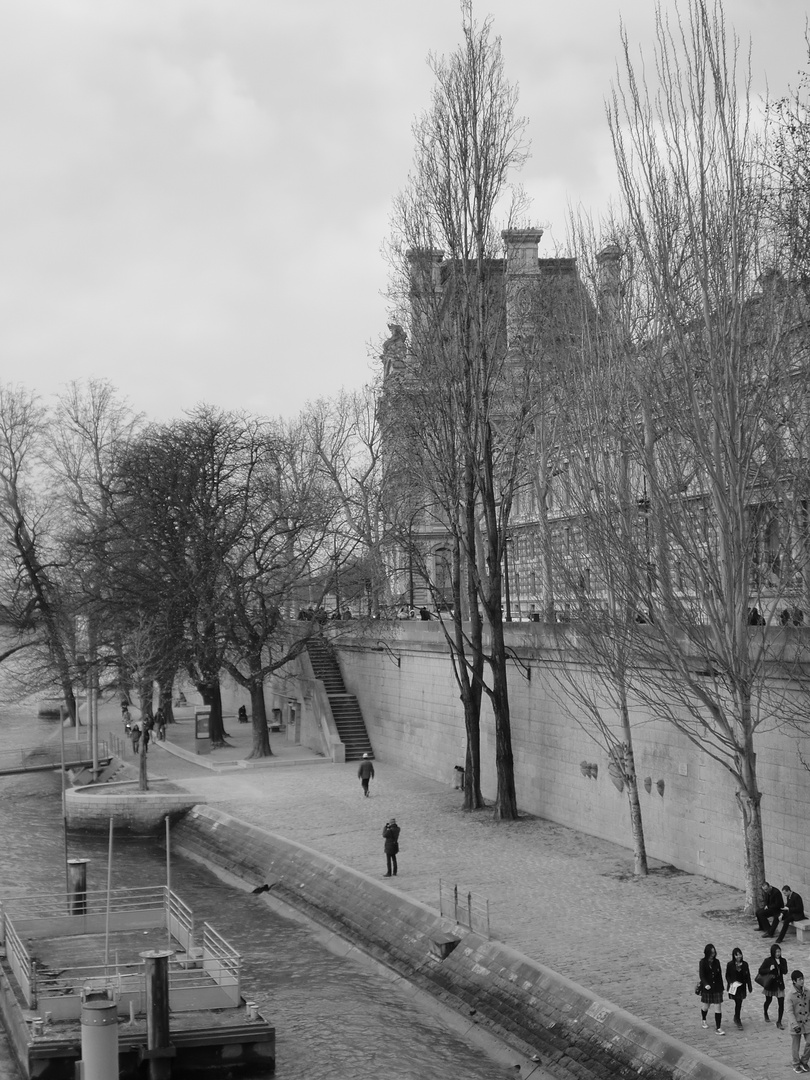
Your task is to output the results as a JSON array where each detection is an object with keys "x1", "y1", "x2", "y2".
[{"x1": 0, "y1": 884, "x2": 274, "y2": 1078}]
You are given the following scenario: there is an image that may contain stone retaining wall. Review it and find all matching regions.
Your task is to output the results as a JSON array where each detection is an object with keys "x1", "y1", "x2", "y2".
[
  {"x1": 66, "y1": 782, "x2": 199, "y2": 832},
  {"x1": 172, "y1": 805, "x2": 746, "y2": 1080},
  {"x1": 331, "y1": 624, "x2": 810, "y2": 893}
]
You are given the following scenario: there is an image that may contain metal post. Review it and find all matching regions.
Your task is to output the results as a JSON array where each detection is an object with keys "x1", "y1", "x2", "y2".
[
  {"x1": 140, "y1": 949, "x2": 175, "y2": 1080},
  {"x1": 60, "y1": 707, "x2": 70, "y2": 904},
  {"x1": 80, "y1": 999, "x2": 118, "y2": 1080},
  {"x1": 103, "y1": 819, "x2": 114, "y2": 973},
  {"x1": 467, "y1": 891, "x2": 473, "y2": 931},
  {"x1": 165, "y1": 816, "x2": 172, "y2": 953},
  {"x1": 67, "y1": 859, "x2": 89, "y2": 915},
  {"x1": 91, "y1": 681, "x2": 99, "y2": 779}
]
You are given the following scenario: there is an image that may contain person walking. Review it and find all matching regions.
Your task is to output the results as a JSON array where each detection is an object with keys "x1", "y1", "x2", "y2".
[
  {"x1": 698, "y1": 943, "x2": 726, "y2": 1034},
  {"x1": 788, "y1": 970, "x2": 810, "y2": 1072},
  {"x1": 383, "y1": 818, "x2": 400, "y2": 877},
  {"x1": 725, "y1": 947, "x2": 752, "y2": 1029},
  {"x1": 759, "y1": 942, "x2": 789, "y2": 1028},
  {"x1": 357, "y1": 753, "x2": 375, "y2": 797}
]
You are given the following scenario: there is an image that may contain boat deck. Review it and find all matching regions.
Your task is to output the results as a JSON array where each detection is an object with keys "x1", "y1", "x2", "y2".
[{"x1": 0, "y1": 886, "x2": 274, "y2": 1078}]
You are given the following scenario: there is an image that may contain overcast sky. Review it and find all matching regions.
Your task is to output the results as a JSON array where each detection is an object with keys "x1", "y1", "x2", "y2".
[{"x1": 0, "y1": 0, "x2": 807, "y2": 424}]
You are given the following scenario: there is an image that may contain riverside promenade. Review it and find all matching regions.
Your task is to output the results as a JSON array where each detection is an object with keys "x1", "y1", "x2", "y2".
[{"x1": 120, "y1": 710, "x2": 801, "y2": 1080}]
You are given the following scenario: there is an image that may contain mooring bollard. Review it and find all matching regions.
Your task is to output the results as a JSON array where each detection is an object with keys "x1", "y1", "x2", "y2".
[
  {"x1": 79, "y1": 999, "x2": 118, "y2": 1080},
  {"x1": 67, "y1": 859, "x2": 89, "y2": 915},
  {"x1": 140, "y1": 949, "x2": 175, "y2": 1080}
]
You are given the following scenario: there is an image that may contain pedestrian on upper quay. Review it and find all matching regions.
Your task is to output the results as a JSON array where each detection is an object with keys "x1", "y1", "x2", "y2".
[
  {"x1": 725, "y1": 946, "x2": 752, "y2": 1029},
  {"x1": 154, "y1": 708, "x2": 166, "y2": 741},
  {"x1": 788, "y1": 970, "x2": 810, "y2": 1072},
  {"x1": 772, "y1": 886, "x2": 806, "y2": 944},
  {"x1": 698, "y1": 943, "x2": 726, "y2": 1034},
  {"x1": 383, "y1": 817, "x2": 400, "y2": 877},
  {"x1": 758, "y1": 942, "x2": 789, "y2": 1028},
  {"x1": 357, "y1": 753, "x2": 374, "y2": 797},
  {"x1": 758, "y1": 880, "x2": 786, "y2": 934}
]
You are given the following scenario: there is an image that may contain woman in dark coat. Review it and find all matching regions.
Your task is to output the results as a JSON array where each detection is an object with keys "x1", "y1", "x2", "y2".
[
  {"x1": 699, "y1": 943, "x2": 726, "y2": 1034},
  {"x1": 759, "y1": 942, "x2": 789, "y2": 1028},
  {"x1": 725, "y1": 947, "x2": 753, "y2": 1029},
  {"x1": 383, "y1": 817, "x2": 400, "y2": 877}
]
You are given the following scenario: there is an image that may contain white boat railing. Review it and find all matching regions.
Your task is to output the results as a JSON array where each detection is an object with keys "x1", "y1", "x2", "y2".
[{"x1": 1, "y1": 886, "x2": 242, "y2": 1017}]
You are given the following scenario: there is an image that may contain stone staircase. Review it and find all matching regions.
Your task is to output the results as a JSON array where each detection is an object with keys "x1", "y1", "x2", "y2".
[{"x1": 306, "y1": 637, "x2": 373, "y2": 761}]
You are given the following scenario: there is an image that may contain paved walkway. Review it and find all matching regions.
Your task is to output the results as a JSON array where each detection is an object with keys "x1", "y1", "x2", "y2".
[{"x1": 109, "y1": 709, "x2": 801, "y2": 1080}]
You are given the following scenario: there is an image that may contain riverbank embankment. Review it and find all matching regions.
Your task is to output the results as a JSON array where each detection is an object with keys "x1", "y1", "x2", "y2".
[{"x1": 172, "y1": 804, "x2": 746, "y2": 1080}]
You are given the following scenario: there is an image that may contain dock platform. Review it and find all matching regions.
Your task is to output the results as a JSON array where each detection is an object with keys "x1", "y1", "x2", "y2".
[{"x1": 0, "y1": 885, "x2": 274, "y2": 1078}]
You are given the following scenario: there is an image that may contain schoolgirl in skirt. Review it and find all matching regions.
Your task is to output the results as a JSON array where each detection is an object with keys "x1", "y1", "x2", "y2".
[
  {"x1": 758, "y1": 942, "x2": 789, "y2": 1028},
  {"x1": 699, "y1": 943, "x2": 726, "y2": 1034}
]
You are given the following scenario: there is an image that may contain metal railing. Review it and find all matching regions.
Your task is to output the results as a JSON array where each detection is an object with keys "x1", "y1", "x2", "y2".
[
  {"x1": 2, "y1": 884, "x2": 167, "y2": 921},
  {"x1": 0, "y1": 740, "x2": 110, "y2": 774},
  {"x1": 4, "y1": 916, "x2": 33, "y2": 1005},
  {"x1": 167, "y1": 889, "x2": 194, "y2": 951},
  {"x1": 107, "y1": 730, "x2": 127, "y2": 758},
  {"x1": 202, "y1": 922, "x2": 241, "y2": 1000},
  {"x1": 1, "y1": 887, "x2": 242, "y2": 1016},
  {"x1": 439, "y1": 879, "x2": 490, "y2": 939}
]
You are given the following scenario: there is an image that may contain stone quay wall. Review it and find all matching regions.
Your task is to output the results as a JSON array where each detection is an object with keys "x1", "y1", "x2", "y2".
[
  {"x1": 173, "y1": 804, "x2": 745, "y2": 1080},
  {"x1": 330, "y1": 623, "x2": 810, "y2": 894},
  {"x1": 66, "y1": 781, "x2": 199, "y2": 832}
]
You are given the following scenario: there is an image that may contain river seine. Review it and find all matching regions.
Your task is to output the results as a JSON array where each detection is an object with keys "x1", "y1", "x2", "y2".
[{"x1": 0, "y1": 710, "x2": 514, "y2": 1080}]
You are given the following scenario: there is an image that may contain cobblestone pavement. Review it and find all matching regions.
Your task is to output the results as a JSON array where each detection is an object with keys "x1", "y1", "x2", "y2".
[{"x1": 131, "y1": 715, "x2": 801, "y2": 1080}]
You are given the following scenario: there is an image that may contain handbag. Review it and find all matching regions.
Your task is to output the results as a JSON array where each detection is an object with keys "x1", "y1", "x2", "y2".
[
  {"x1": 755, "y1": 971, "x2": 775, "y2": 990},
  {"x1": 694, "y1": 981, "x2": 702, "y2": 996}
]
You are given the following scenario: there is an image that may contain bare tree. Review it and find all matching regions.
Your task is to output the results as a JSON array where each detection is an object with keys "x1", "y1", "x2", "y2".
[
  {"x1": 387, "y1": 1, "x2": 531, "y2": 818},
  {"x1": 304, "y1": 386, "x2": 390, "y2": 616},
  {"x1": 541, "y1": 228, "x2": 651, "y2": 876},
  {"x1": 0, "y1": 385, "x2": 81, "y2": 716},
  {"x1": 600, "y1": 0, "x2": 810, "y2": 907},
  {"x1": 221, "y1": 416, "x2": 340, "y2": 758},
  {"x1": 46, "y1": 379, "x2": 143, "y2": 717}
]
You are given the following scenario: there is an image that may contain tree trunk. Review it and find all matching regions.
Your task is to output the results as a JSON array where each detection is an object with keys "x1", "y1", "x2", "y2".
[
  {"x1": 619, "y1": 692, "x2": 648, "y2": 876},
  {"x1": 457, "y1": 505, "x2": 484, "y2": 810},
  {"x1": 490, "y1": 620, "x2": 518, "y2": 820},
  {"x1": 247, "y1": 682, "x2": 273, "y2": 759},
  {"x1": 60, "y1": 676, "x2": 77, "y2": 726},
  {"x1": 139, "y1": 734, "x2": 148, "y2": 792},
  {"x1": 138, "y1": 678, "x2": 154, "y2": 721},
  {"x1": 736, "y1": 736, "x2": 765, "y2": 913},
  {"x1": 157, "y1": 671, "x2": 175, "y2": 726},
  {"x1": 197, "y1": 680, "x2": 229, "y2": 748}
]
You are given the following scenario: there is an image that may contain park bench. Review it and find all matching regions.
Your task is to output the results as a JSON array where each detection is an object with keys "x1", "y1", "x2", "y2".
[{"x1": 794, "y1": 918, "x2": 810, "y2": 943}]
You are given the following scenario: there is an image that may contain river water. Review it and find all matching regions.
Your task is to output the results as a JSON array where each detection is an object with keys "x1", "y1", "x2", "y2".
[{"x1": 0, "y1": 710, "x2": 516, "y2": 1080}]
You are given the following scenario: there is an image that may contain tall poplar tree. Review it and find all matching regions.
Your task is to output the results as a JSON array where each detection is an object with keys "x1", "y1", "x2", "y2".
[{"x1": 388, "y1": 1, "x2": 532, "y2": 818}]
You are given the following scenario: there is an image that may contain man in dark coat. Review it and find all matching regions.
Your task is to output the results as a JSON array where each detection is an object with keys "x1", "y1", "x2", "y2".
[
  {"x1": 383, "y1": 818, "x2": 400, "y2": 877},
  {"x1": 772, "y1": 886, "x2": 806, "y2": 942},
  {"x1": 357, "y1": 753, "x2": 374, "y2": 797},
  {"x1": 758, "y1": 881, "x2": 786, "y2": 933}
]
